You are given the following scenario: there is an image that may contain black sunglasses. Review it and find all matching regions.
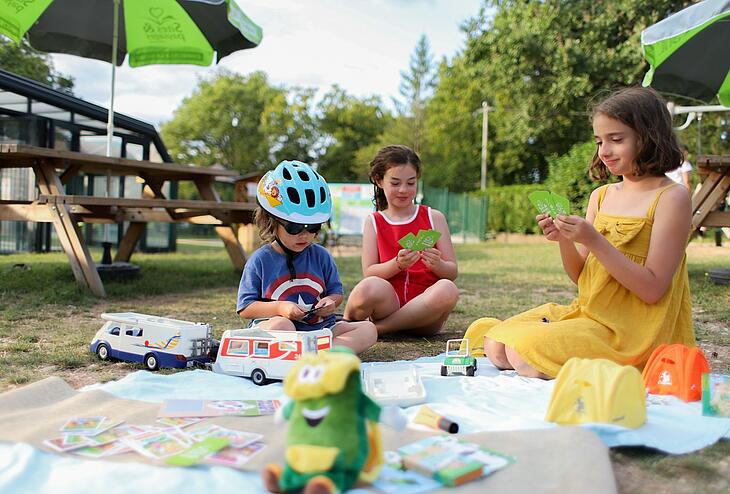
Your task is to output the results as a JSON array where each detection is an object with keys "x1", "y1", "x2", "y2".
[{"x1": 278, "y1": 220, "x2": 322, "y2": 235}]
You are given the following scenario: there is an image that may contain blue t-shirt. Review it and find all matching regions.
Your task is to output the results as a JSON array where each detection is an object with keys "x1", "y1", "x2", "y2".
[{"x1": 236, "y1": 243, "x2": 343, "y2": 331}]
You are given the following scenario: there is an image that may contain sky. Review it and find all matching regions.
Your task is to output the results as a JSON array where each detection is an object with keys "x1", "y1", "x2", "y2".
[{"x1": 50, "y1": 0, "x2": 484, "y2": 128}]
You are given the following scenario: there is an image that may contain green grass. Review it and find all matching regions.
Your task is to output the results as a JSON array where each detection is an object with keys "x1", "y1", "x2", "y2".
[{"x1": 0, "y1": 238, "x2": 728, "y2": 493}]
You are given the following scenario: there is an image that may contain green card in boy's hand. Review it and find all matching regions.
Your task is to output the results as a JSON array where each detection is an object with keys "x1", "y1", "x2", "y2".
[
  {"x1": 398, "y1": 232, "x2": 418, "y2": 250},
  {"x1": 414, "y1": 229, "x2": 442, "y2": 250}
]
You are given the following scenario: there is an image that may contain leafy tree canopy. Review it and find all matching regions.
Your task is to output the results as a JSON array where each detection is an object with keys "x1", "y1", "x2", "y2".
[{"x1": 0, "y1": 37, "x2": 74, "y2": 93}]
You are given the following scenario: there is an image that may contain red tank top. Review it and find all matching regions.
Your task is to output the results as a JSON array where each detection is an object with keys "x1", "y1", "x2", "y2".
[{"x1": 372, "y1": 205, "x2": 441, "y2": 305}]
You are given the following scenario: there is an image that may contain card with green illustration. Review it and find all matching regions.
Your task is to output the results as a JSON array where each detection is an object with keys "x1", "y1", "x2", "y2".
[
  {"x1": 414, "y1": 229, "x2": 441, "y2": 250},
  {"x1": 398, "y1": 232, "x2": 418, "y2": 250},
  {"x1": 528, "y1": 190, "x2": 571, "y2": 217},
  {"x1": 550, "y1": 193, "x2": 570, "y2": 216}
]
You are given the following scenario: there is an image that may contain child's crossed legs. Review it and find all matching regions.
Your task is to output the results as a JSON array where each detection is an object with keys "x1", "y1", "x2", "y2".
[
  {"x1": 255, "y1": 316, "x2": 376, "y2": 354},
  {"x1": 344, "y1": 276, "x2": 458, "y2": 336}
]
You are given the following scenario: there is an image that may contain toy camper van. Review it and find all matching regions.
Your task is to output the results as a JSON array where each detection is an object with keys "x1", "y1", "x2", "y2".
[
  {"x1": 90, "y1": 312, "x2": 214, "y2": 371},
  {"x1": 212, "y1": 327, "x2": 332, "y2": 385}
]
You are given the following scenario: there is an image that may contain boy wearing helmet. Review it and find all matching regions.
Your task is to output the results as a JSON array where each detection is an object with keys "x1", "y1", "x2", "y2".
[{"x1": 236, "y1": 161, "x2": 377, "y2": 354}]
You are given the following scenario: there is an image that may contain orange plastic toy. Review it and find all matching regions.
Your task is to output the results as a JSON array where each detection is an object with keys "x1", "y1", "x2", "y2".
[{"x1": 641, "y1": 344, "x2": 709, "y2": 402}]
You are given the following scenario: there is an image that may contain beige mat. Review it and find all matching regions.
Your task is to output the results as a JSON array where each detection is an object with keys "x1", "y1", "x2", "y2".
[{"x1": 0, "y1": 377, "x2": 617, "y2": 494}]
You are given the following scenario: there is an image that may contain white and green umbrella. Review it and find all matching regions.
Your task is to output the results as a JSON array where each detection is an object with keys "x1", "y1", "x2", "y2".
[
  {"x1": 0, "y1": 0, "x2": 263, "y2": 155},
  {"x1": 641, "y1": 0, "x2": 730, "y2": 106}
]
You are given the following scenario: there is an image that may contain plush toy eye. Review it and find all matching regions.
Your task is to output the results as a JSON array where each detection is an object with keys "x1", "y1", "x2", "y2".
[
  {"x1": 309, "y1": 365, "x2": 324, "y2": 382},
  {"x1": 298, "y1": 365, "x2": 313, "y2": 382},
  {"x1": 297, "y1": 364, "x2": 324, "y2": 383}
]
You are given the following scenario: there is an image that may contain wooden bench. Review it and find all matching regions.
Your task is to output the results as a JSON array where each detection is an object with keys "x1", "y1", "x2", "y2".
[
  {"x1": 691, "y1": 155, "x2": 730, "y2": 231},
  {"x1": 0, "y1": 144, "x2": 257, "y2": 297}
]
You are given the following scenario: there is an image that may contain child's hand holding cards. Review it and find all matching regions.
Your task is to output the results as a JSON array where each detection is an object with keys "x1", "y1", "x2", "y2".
[
  {"x1": 528, "y1": 190, "x2": 571, "y2": 218},
  {"x1": 399, "y1": 229, "x2": 441, "y2": 251}
]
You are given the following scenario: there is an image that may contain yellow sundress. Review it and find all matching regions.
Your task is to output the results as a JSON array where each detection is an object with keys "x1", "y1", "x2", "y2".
[{"x1": 465, "y1": 183, "x2": 695, "y2": 378}]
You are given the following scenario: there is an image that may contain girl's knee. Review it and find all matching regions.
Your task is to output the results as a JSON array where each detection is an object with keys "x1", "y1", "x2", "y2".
[
  {"x1": 351, "y1": 276, "x2": 392, "y2": 301},
  {"x1": 485, "y1": 338, "x2": 511, "y2": 369},
  {"x1": 505, "y1": 347, "x2": 546, "y2": 378},
  {"x1": 429, "y1": 280, "x2": 459, "y2": 310}
]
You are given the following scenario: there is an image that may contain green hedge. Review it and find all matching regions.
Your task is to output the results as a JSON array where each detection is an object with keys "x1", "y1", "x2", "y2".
[
  {"x1": 483, "y1": 184, "x2": 544, "y2": 234},
  {"x1": 479, "y1": 141, "x2": 612, "y2": 233}
]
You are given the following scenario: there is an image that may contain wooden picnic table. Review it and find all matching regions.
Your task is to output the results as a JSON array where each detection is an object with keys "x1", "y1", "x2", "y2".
[
  {"x1": 691, "y1": 155, "x2": 730, "y2": 232},
  {"x1": 0, "y1": 144, "x2": 256, "y2": 297}
]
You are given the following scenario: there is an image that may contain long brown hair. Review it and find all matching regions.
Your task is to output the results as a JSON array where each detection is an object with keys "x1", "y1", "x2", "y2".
[
  {"x1": 369, "y1": 145, "x2": 422, "y2": 211},
  {"x1": 589, "y1": 87, "x2": 682, "y2": 180}
]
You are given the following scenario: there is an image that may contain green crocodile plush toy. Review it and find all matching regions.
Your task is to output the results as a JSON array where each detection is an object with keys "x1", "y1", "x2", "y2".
[{"x1": 261, "y1": 347, "x2": 383, "y2": 494}]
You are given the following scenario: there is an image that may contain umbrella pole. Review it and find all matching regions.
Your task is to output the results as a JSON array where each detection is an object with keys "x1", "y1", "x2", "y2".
[{"x1": 103, "y1": 0, "x2": 120, "y2": 248}]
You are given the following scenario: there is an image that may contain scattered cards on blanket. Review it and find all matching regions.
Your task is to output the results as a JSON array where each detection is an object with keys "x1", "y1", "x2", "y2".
[
  {"x1": 393, "y1": 435, "x2": 514, "y2": 487},
  {"x1": 398, "y1": 229, "x2": 442, "y2": 251},
  {"x1": 205, "y1": 441, "x2": 267, "y2": 468},
  {"x1": 158, "y1": 399, "x2": 281, "y2": 418},
  {"x1": 46, "y1": 414, "x2": 268, "y2": 468},
  {"x1": 528, "y1": 190, "x2": 571, "y2": 218}
]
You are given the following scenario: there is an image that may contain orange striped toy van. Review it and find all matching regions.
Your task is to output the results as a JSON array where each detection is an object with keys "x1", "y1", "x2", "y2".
[
  {"x1": 641, "y1": 344, "x2": 709, "y2": 402},
  {"x1": 545, "y1": 358, "x2": 647, "y2": 429}
]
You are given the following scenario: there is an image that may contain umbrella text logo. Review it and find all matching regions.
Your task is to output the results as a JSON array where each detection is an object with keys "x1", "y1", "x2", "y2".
[{"x1": 143, "y1": 8, "x2": 186, "y2": 43}]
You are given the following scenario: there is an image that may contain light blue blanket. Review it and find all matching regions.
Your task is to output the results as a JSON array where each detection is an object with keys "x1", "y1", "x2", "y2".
[{"x1": 1, "y1": 356, "x2": 729, "y2": 494}]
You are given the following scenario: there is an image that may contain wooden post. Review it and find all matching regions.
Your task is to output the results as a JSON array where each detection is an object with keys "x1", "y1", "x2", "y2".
[
  {"x1": 195, "y1": 176, "x2": 247, "y2": 270},
  {"x1": 34, "y1": 160, "x2": 106, "y2": 297}
]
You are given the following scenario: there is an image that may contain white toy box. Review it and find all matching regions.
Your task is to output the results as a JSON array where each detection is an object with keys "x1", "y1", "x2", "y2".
[
  {"x1": 211, "y1": 327, "x2": 332, "y2": 385},
  {"x1": 90, "y1": 312, "x2": 214, "y2": 371},
  {"x1": 362, "y1": 364, "x2": 427, "y2": 407}
]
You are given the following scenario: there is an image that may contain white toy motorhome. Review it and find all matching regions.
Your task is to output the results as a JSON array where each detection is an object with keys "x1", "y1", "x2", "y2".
[
  {"x1": 211, "y1": 327, "x2": 332, "y2": 385},
  {"x1": 90, "y1": 312, "x2": 213, "y2": 370}
]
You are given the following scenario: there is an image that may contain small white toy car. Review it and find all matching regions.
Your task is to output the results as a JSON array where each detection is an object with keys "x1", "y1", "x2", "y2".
[
  {"x1": 211, "y1": 327, "x2": 332, "y2": 385},
  {"x1": 90, "y1": 312, "x2": 214, "y2": 371}
]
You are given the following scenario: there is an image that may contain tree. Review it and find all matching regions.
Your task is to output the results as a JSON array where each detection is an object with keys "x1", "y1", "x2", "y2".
[
  {"x1": 0, "y1": 37, "x2": 73, "y2": 93},
  {"x1": 161, "y1": 71, "x2": 287, "y2": 173},
  {"x1": 423, "y1": 0, "x2": 693, "y2": 189},
  {"x1": 262, "y1": 87, "x2": 320, "y2": 165},
  {"x1": 394, "y1": 35, "x2": 437, "y2": 154},
  {"x1": 316, "y1": 86, "x2": 391, "y2": 182}
]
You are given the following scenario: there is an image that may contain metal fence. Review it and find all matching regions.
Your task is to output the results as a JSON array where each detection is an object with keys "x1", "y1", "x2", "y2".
[{"x1": 421, "y1": 184, "x2": 488, "y2": 243}]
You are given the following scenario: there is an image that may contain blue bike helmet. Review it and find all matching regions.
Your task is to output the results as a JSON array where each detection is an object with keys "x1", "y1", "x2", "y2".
[{"x1": 257, "y1": 160, "x2": 332, "y2": 224}]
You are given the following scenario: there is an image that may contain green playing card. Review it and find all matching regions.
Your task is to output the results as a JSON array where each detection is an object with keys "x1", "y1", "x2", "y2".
[
  {"x1": 550, "y1": 192, "x2": 570, "y2": 216},
  {"x1": 528, "y1": 190, "x2": 571, "y2": 217},
  {"x1": 414, "y1": 229, "x2": 442, "y2": 250},
  {"x1": 528, "y1": 190, "x2": 554, "y2": 216},
  {"x1": 398, "y1": 232, "x2": 418, "y2": 249},
  {"x1": 165, "y1": 438, "x2": 230, "y2": 467}
]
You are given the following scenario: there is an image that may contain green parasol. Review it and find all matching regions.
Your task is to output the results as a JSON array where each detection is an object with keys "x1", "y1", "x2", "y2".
[
  {"x1": 641, "y1": 0, "x2": 730, "y2": 106},
  {"x1": 0, "y1": 0, "x2": 263, "y2": 155}
]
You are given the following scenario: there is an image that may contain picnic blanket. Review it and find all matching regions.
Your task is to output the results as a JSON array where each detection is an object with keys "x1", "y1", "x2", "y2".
[
  {"x1": 88, "y1": 356, "x2": 730, "y2": 455},
  {"x1": 0, "y1": 373, "x2": 616, "y2": 494}
]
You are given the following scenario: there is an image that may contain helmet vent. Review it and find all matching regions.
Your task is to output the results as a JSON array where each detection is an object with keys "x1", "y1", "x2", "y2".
[
  {"x1": 287, "y1": 187, "x2": 301, "y2": 204},
  {"x1": 282, "y1": 167, "x2": 293, "y2": 180},
  {"x1": 320, "y1": 187, "x2": 327, "y2": 203},
  {"x1": 305, "y1": 189, "x2": 316, "y2": 208},
  {"x1": 298, "y1": 170, "x2": 311, "y2": 181}
]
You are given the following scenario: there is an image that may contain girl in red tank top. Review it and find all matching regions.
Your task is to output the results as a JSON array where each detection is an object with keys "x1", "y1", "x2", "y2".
[{"x1": 344, "y1": 145, "x2": 459, "y2": 336}]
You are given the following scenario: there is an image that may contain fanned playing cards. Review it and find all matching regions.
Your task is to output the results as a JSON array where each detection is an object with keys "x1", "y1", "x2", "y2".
[
  {"x1": 528, "y1": 190, "x2": 571, "y2": 217},
  {"x1": 398, "y1": 229, "x2": 442, "y2": 251}
]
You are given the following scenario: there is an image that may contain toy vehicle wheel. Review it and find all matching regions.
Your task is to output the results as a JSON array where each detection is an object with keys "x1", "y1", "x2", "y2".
[
  {"x1": 144, "y1": 353, "x2": 159, "y2": 371},
  {"x1": 97, "y1": 343, "x2": 110, "y2": 361},
  {"x1": 466, "y1": 366, "x2": 475, "y2": 377},
  {"x1": 440, "y1": 365, "x2": 447, "y2": 376},
  {"x1": 251, "y1": 368, "x2": 267, "y2": 386}
]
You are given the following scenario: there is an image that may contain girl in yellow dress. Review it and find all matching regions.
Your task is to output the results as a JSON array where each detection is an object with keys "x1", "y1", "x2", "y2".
[{"x1": 465, "y1": 87, "x2": 695, "y2": 379}]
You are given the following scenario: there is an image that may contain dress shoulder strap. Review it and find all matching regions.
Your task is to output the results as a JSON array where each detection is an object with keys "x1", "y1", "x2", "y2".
[
  {"x1": 646, "y1": 183, "x2": 679, "y2": 219},
  {"x1": 596, "y1": 184, "x2": 611, "y2": 212}
]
